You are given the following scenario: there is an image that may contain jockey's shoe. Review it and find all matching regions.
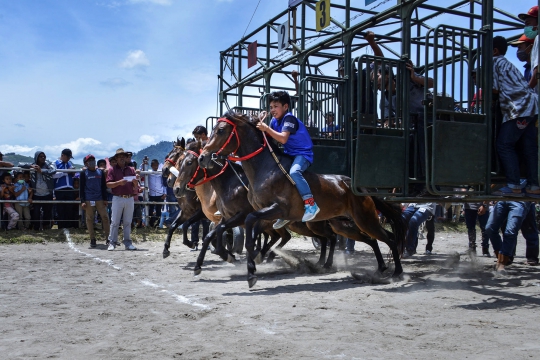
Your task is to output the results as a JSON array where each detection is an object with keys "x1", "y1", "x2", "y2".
[
  {"x1": 302, "y1": 203, "x2": 320, "y2": 222},
  {"x1": 273, "y1": 219, "x2": 290, "y2": 230}
]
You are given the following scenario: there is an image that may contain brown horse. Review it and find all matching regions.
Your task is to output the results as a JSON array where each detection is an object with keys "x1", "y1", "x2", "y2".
[
  {"x1": 161, "y1": 138, "x2": 209, "y2": 257},
  {"x1": 199, "y1": 111, "x2": 406, "y2": 287}
]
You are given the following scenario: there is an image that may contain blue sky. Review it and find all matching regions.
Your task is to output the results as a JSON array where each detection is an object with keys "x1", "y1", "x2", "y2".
[{"x1": 0, "y1": 0, "x2": 533, "y2": 164}]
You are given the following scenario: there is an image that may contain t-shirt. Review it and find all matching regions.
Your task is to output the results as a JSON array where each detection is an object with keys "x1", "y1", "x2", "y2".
[
  {"x1": 381, "y1": 76, "x2": 425, "y2": 118},
  {"x1": 493, "y1": 55, "x2": 538, "y2": 122},
  {"x1": 83, "y1": 169, "x2": 105, "y2": 202},
  {"x1": 14, "y1": 182, "x2": 29, "y2": 206},
  {"x1": 35, "y1": 173, "x2": 50, "y2": 196},
  {"x1": 270, "y1": 112, "x2": 314, "y2": 164},
  {"x1": 106, "y1": 165, "x2": 136, "y2": 196}
]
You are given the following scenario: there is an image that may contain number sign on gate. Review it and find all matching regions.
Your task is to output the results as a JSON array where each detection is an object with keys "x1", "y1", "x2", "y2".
[
  {"x1": 277, "y1": 20, "x2": 289, "y2": 53},
  {"x1": 316, "y1": 0, "x2": 330, "y2": 32}
]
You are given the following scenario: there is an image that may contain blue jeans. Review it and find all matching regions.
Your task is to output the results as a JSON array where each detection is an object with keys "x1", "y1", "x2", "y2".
[
  {"x1": 346, "y1": 238, "x2": 355, "y2": 251},
  {"x1": 497, "y1": 117, "x2": 539, "y2": 189},
  {"x1": 485, "y1": 201, "x2": 528, "y2": 257},
  {"x1": 464, "y1": 208, "x2": 490, "y2": 247},
  {"x1": 290, "y1": 155, "x2": 313, "y2": 201},
  {"x1": 402, "y1": 206, "x2": 432, "y2": 253}
]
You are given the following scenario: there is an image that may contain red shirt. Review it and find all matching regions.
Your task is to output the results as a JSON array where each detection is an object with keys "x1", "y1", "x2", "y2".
[{"x1": 106, "y1": 165, "x2": 136, "y2": 196}]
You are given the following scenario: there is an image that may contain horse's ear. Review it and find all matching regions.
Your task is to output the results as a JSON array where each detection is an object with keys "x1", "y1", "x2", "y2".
[{"x1": 179, "y1": 137, "x2": 185, "y2": 149}]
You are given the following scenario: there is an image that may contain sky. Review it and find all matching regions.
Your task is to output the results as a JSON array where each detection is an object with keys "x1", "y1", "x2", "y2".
[{"x1": 0, "y1": 0, "x2": 534, "y2": 164}]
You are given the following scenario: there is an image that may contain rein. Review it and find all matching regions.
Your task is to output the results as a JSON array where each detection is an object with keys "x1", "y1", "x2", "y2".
[{"x1": 186, "y1": 150, "x2": 229, "y2": 189}]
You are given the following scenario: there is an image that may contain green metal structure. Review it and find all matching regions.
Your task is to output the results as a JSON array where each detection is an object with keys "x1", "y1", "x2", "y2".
[{"x1": 213, "y1": 0, "x2": 536, "y2": 202}]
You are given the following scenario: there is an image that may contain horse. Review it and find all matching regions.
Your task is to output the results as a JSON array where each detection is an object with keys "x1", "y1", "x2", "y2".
[
  {"x1": 173, "y1": 140, "x2": 339, "y2": 274},
  {"x1": 160, "y1": 138, "x2": 209, "y2": 258},
  {"x1": 198, "y1": 111, "x2": 407, "y2": 288}
]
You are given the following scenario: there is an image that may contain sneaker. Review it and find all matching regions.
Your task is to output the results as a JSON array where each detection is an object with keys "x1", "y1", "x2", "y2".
[
  {"x1": 526, "y1": 258, "x2": 539, "y2": 266},
  {"x1": 482, "y1": 246, "x2": 491, "y2": 257},
  {"x1": 90, "y1": 239, "x2": 97, "y2": 248},
  {"x1": 107, "y1": 243, "x2": 116, "y2": 251},
  {"x1": 345, "y1": 249, "x2": 355, "y2": 255},
  {"x1": 302, "y1": 203, "x2": 320, "y2": 222},
  {"x1": 424, "y1": 250, "x2": 432, "y2": 255},
  {"x1": 492, "y1": 186, "x2": 524, "y2": 197},
  {"x1": 125, "y1": 244, "x2": 137, "y2": 251},
  {"x1": 273, "y1": 219, "x2": 290, "y2": 229}
]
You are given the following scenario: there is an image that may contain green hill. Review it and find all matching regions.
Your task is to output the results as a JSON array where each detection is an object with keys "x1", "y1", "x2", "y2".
[
  {"x1": 2, "y1": 152, "x2": 34, "y2": 165},
  {"x1": 132, "y1": 141, "x2": 174, "y2": 167}
]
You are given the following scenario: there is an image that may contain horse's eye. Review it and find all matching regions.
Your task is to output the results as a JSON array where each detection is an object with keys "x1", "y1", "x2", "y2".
[
  {"x1": 217, "y1": 128, "x2": 224, "y2": 134},
  {"x1": 187, "y1": 161, "x2": 192, "y2": 166}
]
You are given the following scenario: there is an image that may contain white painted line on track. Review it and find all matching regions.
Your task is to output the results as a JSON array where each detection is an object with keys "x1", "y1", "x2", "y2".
[{"x1": 64, "y1": 229, "x2": 210, "y2": 310}]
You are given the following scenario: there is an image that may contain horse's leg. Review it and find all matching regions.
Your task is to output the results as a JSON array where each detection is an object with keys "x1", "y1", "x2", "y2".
[
  {"x1": 244, "y1": 204, "x2": 283, "y2": 288},
  {"x1": 213, "y1": 212, "x2": 247, "y2": 263},
  {"x1": 306, "y1": 221, "x2": 335, "y2": 268},
  {"x1": 258, "y1": 232, "x2": 283, "y2": 264},
  {"x1": 194, "y1": 228, "x2": 218, "y2": 275},
  {"x1": 182, "y1": 210, "x2": 205, "y2": 249},
  {"x1": 266, "y1": 229, "x2": 290, "y2": 263},
  {"x1": 351, "y1": 197, "x2": 405, "y2": 277},
  {"x1": 163, "y1": 209, "x2": 183, "y2": 258}
]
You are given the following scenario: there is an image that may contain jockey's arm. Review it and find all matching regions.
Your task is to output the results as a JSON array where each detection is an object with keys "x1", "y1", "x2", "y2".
[{"x1": 256, "y1": 122, "x2": 290, "y2": 144}]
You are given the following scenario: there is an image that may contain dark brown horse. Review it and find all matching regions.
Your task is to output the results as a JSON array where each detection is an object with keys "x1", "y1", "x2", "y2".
[
  {"x1": 199, "y1": 111, "x2": 406, "y2": 287},
  {"x1": 161, "y1": 139, "x2": 209, "y2": 257},
  {"x1": 173, "y1": 141, "x2": 343, "y2": 274}
]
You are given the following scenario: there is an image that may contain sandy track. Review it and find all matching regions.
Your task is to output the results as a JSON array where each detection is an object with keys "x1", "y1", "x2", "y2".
[{"x1": 1, "y1": 230, "x2": 540, "y2": 359}]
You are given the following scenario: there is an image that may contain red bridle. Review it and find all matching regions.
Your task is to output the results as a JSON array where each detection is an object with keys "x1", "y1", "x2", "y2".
[
  {"x1": 215, "y1": 117, "x2": 267, "y2": 162},
  {"x1": 185, "y1": 149, "x2": 229, "y2": 188},
  {"x1": 164, "y1": 158, "x2": 177, "y2": 167}
]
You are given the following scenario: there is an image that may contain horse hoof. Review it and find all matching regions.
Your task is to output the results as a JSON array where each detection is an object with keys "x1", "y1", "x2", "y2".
[
  {"x1": 163, "y1": 250, "x2": 170, "y2": 259},
  {"x1": 194, "y1": 267, "x2": 202, "y2": 276},
  {"x1": 392, "y1": 270, "x2": 404, "y2": 280},
  {"x1": 323, "y1": 263, "x2": 333, "y2": 270},
  {"x1": 227, "y1": 254, "x2": 236, "y2": 263},
  {"x1": 254, "y1": 252, "x2": 263, "y2": 265},
  {"x1": 247, "y1": 276, "x2": 258, "y2": 288}
]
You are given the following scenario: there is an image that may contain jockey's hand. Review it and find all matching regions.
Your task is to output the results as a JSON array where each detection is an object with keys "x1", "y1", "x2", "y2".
[
  {"x1": 256, "y1": 121, "x2": 269, "y2": 132},
  {"x1": 258, "y1": 111, "x2": 267, "y2": 122}
]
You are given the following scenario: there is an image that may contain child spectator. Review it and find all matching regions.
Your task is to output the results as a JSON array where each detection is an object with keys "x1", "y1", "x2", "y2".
[
  {"x1": 1, "y1": 173, "x2": 20, "y2": 230},
  {"x1": 491, "y1": 36, "x2": 540, "y2": 197},
  {"x1": 13, "y1": 172, "x2": 32, "y2": 230}
]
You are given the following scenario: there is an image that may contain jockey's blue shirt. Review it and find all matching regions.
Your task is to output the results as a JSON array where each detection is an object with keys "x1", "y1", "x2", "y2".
[{"x1": 270, "y1": 112, "x2": 314, "y2": 164}]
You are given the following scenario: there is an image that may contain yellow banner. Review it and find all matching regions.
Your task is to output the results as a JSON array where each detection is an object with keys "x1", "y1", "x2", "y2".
[{"x1": 316, "y1": 0, "x2": 331, "y2": 32}]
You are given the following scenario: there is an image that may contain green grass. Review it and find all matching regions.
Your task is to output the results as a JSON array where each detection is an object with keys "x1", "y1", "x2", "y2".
[{"x1": 0, "y1": 226, "x2": 170, "y2": 245}]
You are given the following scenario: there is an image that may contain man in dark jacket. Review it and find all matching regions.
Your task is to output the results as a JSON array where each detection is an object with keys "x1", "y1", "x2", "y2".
[
  {"x1": 80, "y1": 154, "x2": 110, "y2": 248},
  {"x1": 22, "y1": 151, "x2": 56, "y2": 230}
]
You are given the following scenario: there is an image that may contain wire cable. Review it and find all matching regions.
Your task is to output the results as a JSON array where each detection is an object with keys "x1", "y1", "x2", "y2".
[{"x1": 242, "y1": 0, "x2": 262, "y2": 39}]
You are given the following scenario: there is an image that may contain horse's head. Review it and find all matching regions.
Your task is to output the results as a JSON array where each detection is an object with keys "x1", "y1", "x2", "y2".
[
  {"x1": 173, "y1": 141, "x2": 205, "y2": 198},
  {"x1": 199, "y1": 111, "x2": 260, "y2": 169},
  {"x1": 162, "y1": 136, "x2": 185, "y2": 181}
]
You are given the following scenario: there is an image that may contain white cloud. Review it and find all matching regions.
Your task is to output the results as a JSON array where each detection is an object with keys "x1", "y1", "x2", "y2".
[
  {"x1": 120, "y1": 50, "x2": 150, "y2": 69},
  {"x1": 139, "y1": 134, "x2": 157, "y2": 144},
  {"x1": 0, "y1": 144, "x2": 38, "y2": 155},
  {"x1": 128, "y1": 0, "x2": 172, "y2": 5},
  {"x1": 100, "y1": 77, "x2": 131, "y2": 89}
]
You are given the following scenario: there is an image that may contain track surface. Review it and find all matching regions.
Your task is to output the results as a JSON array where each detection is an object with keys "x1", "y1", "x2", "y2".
[{"x1": 1, "y1": 230, "x2": 540, "y2": 359}]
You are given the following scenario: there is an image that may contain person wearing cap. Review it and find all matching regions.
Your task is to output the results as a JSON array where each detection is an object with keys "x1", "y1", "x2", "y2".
[
  {"x1": 80, "y1": 154, "x2": 110, "y2": 248},
  {"x1": 491, "y1": 36, "x2": 539, "y2": 197},
  {"x1": 517, "y1": 6, "x2": 539, "y2": 89},
  {"x1": 52, "y1": 149, "x2": 78, "y2": 229},
  {"x1": 509, "y1": 34, "x2": 535, "y2": 82},
  {"x1": 106, "y1": 148, "x2": 139, "y2": 251},
  {"x1": 321, "y1": 111, "x2": 339, "y2": 138}
]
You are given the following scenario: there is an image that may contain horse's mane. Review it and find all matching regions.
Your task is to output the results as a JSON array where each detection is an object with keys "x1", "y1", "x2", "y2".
[{"x1": 223, "y1": 110, "x2": 288, "y2": 158}]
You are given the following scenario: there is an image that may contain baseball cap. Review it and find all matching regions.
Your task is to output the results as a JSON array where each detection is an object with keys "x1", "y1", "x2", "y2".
[
  {"x1": 61, "y1": 148, "x2": 73, "y2": 159},
  {"x1": 518, "y1": 6, "x2": 538, "y2": 20},
  {"x1": 509, "y1": 34, "x2": 535, "y2": 46},
  {"x1": 84, "y1": 154, "x2": 96, "y2": 163}
]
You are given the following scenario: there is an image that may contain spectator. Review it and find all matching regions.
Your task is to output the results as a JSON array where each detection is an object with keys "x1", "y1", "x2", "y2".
[
  {"x1": 401, "y1": 203, "x2": 437, "y2": 257},
  {"x1": 106, "y1": 148, "x2": 139, "y2": 251},
  {"x1": 321, "y1": 111, "x2": 340, "y2": 138},
  {"x1": 1, "y1": 173, "x2": 20, "y2": 230},
  {"x1": 52, "y1": 149, "x2": 78, "y2": 228},
  {"x1": 490, "y1": 36, "x2": 539, "y2": 197},
  {"x1": 464, "y1": 203, "x2": 490, "y2": 256},
  {"x1": 21, "y1": 151, "x2": 55, "y2": 230},
  {"x1": 509, "y1": 34, "x2": 535, "y2": 82},
  {"x1": 147, "y1": 159, "x2": 167, "y2": 228},
  {"x1": 192, "y1": 126, "x2": 208, "y2": 142},
  {"x1": 80, "y1": 154, "x2": 110, "y2": 248},
  {"x1": 13, "y1": 172, "x2": 32, "y2": 230},
  {"x1": 131, "y1": 153, "x2": 144, "y2": 228},
  {"x1": 518, "y1": 6, "x2": 539, "y2": 89},
  {"x1": 486, "y1": 201, "x2": 539, "y2": 273},
  {"x1": 0, "y1": 151, "x2": 14, "y2": 181}
]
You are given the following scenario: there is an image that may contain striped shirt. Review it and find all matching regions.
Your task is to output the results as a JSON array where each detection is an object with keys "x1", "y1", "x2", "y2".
[{"x1": 493, "y1": 56, "x2": 538, "y2": 123}]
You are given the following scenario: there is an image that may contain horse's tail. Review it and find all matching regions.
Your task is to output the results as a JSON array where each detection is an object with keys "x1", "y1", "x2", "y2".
[{"x1": 371, "y1": 196, "x2": 407, "y2": 255}]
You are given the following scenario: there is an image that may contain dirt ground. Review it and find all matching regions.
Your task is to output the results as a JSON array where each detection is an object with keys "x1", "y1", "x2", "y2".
[{"x1": 1, "y1": 226, "x2": 540, "y2": 360}]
